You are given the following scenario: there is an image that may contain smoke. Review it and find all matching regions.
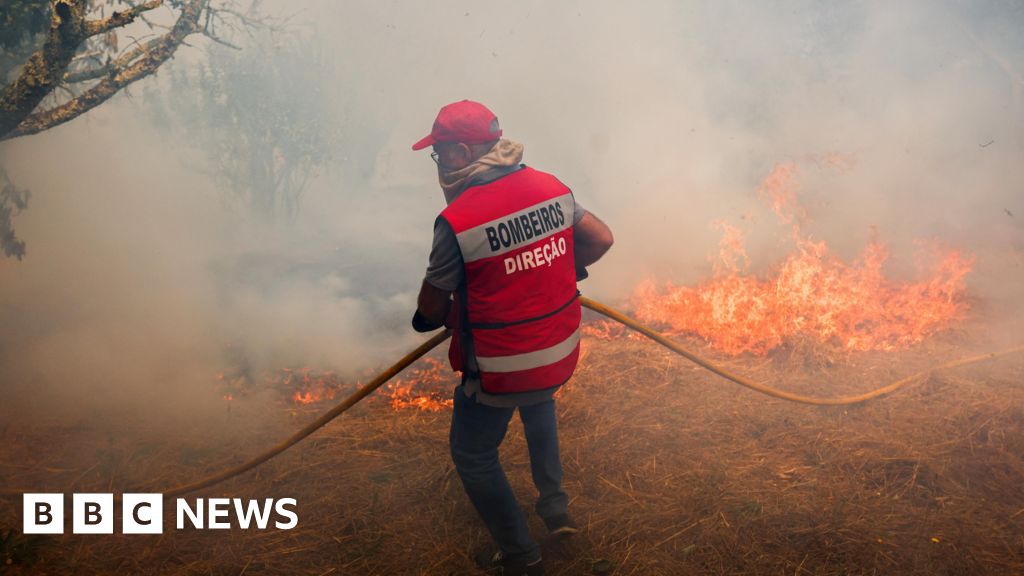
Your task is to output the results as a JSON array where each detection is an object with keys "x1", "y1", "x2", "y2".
[
  {"x1": 1, "y1": 0, "x2": 1023, "y2": 424},
  {"x1": 313, "y1": 0, "x2": 1023, "y2": 296}
]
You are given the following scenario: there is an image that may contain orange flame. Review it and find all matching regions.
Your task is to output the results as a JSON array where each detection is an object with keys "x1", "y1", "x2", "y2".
[
  {"x1": 218, "y1": 356, "x2": 458, "y2": 410},
  {"x1": 757, "y1": 162, "x2": 806, "y2": 229},
  {"x1": 386, "y1": 358, "x2": 454, "y2": 411},
  {"x1": 282, "y1": 367, "x2": 343, "y2": 405},
  {"x1": 582, "y1": 320, "x2": 629, "y2": 340},
  {"x1": 632, "y1": 161, "x2": 973, "y2": 356}
]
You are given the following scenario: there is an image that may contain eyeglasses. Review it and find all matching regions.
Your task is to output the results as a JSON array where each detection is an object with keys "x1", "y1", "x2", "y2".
[{"x1": 430, "y1": 151, "x2": 441, "y2": 165}]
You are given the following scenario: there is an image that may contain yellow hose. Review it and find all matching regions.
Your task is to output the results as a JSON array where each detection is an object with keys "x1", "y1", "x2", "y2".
[
  {"x1": 0, "y1": 330, "x2": 453, "y2": 499},
  {"x1": 2, "y1": 297, "x2": 1021, "y2": 499},
  {"x1": 160, "y1": 328, "x2": 452, "y2": 498}
]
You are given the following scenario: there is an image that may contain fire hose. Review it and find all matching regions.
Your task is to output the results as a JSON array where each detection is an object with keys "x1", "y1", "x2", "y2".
[{"x1": 2, "y1": 296, "x2": 1022, "y2": 500}]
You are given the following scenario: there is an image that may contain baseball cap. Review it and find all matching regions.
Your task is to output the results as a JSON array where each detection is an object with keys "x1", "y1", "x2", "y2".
[{"x1": 411, "y1": 100, "x2": 503, "y2": 151}]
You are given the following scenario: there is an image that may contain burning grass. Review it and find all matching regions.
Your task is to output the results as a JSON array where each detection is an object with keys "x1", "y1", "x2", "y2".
[
  {"x1": 633, "y1": 161, "x2": 973, "y2": 358},
  {"x1": 1, "y1": 321, "x2": 1023, "y2": 575}
]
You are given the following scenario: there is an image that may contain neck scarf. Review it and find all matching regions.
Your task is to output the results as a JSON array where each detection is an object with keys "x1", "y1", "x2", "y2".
[{"x1": 438, "y1": 139, "x2": 524, "y2": 204}]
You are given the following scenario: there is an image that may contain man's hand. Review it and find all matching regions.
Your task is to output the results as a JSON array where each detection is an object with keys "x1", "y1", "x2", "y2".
[
  {"x1": 412, "y1": 310, "x2": 444, "y2": 332},
  {"x1": 413, "y1": 279, "x2": 452, "y2": 332},
  {"x1": 573, "y1": 211, "x2": 614, "y2": 278}
]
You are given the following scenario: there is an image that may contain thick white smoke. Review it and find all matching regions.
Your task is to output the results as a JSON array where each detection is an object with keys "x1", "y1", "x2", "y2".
[{"x1": 1, "y1": 1, "x2": 1021, "y2": 424}]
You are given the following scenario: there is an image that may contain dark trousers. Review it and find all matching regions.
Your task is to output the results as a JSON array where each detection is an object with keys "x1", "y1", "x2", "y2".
[{"x1": 449, "y1": 385, "x2": 569, "y2": 563}]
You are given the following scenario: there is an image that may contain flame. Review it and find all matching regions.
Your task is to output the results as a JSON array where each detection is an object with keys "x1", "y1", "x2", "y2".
[
  {"x1": 632, "y1": 161, "x2": 973, "y2": 356},
  {"x1": 581, "y1": 319, "x2": 645, "y2": 343},
  {"x1": 582, "y1": 320, "x2": 627, "y2": 340},
  {"x1": 386, "y1": 357, "x2": 454, "y2": 411},
  {"x1": 757, "y1": 162, "x2": 806, "y2": 229},
  {"x1": 215, "y1": 355, "x2": 459, "y2": 410},
  {"x1": 282, "y1": 367, "x2": 344, "y2": 405}
]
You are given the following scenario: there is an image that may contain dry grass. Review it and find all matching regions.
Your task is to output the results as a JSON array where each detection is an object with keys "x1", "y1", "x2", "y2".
[{"x1": 2, "y1": 318, "x2": 1023, "y2": 575}]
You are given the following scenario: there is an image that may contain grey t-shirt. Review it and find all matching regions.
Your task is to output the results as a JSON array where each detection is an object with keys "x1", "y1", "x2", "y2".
[{"x1": 423, "y1": 170, "x2": 587, "y2": 408}]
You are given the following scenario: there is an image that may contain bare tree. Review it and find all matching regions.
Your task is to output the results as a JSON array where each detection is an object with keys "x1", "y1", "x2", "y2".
[
  {"x1": 0, "y1": 0, "x2": 262, "y2": 258},
  {"x1": 0, "y1": 0, "x2": 212, "y2": 140},
  {"x1": 0, "y1": 167, "x2": 30, "y2": 259},
  {"x1": 148, "y1": 27, "x2": 337, "y2": 218}
]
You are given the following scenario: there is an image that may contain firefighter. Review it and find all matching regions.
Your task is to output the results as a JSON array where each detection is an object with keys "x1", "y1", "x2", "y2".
[{"x1": 411, "y1": 100, "x2": 613, "y2": 576}]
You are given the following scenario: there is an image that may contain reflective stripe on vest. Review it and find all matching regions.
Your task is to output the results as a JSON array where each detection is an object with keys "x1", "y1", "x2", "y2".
[
  {"x1": 476, "y1": 328, "x2": 580, "y2": 373},
  {"x1": 455, "y1": 192, "x2": 574, "y2": 263}
]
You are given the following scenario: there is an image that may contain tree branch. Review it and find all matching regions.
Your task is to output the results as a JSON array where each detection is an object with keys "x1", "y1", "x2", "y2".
[
  {"x1": 83, "y1": 0, "x2": 163, "y2": 38},
  {"x1": 0, "y1": 0, "x2": 89, "y2": 138},
  {"x1": 202, "y1": 30, "x2": 241, "y2": 50},
  {"x1": 62, "y1": 60, "x2": 113, "y2": 84},
  {"x1": 2, "y1": 0, "x2": 208, "y2": 141}
]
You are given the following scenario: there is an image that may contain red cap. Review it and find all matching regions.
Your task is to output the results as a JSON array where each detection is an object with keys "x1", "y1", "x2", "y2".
[{"x1": 412, "y1": 100, "x2": 502, "y2": 151}]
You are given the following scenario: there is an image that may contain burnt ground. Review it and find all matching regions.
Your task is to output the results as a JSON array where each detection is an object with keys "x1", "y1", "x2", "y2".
[{"x1": 1, "y1": 318, "x2": 1023, "y2": 575}]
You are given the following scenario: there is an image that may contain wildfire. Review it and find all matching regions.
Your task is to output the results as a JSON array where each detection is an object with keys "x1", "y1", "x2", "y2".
[
  {"x1": 280, "y1": 367, "x2": 347, "y2": 405},
  {"x1": 385, "y1": 357, "x2": 455, "y2": 412},
  {"x1": 272, "y1": 358, "x2": 456, "y2": 411},
  {"x1": 582, "y1": 320, "x2": 631, "y2": 340},
  {"x1": 632, "y1": 161, "x2": 973, "y2": 356},
  {"x1": 214, "y1": 354, "x2": 458, "y2": 411}
]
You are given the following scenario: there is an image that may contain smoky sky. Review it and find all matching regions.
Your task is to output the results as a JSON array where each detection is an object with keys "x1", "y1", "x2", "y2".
[{"x1": 1, "y1": 0, "x2": 1022, "y2": 423}]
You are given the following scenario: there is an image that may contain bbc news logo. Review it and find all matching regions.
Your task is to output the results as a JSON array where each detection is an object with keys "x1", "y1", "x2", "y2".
[{"x1": 23, "y1": 494, "x2": 298, "y2": 534}]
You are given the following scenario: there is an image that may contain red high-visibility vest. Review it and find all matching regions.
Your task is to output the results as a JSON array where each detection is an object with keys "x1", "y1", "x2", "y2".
[{"x1": 440, "y1": 167, "x2": 581, "y2": 395}]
